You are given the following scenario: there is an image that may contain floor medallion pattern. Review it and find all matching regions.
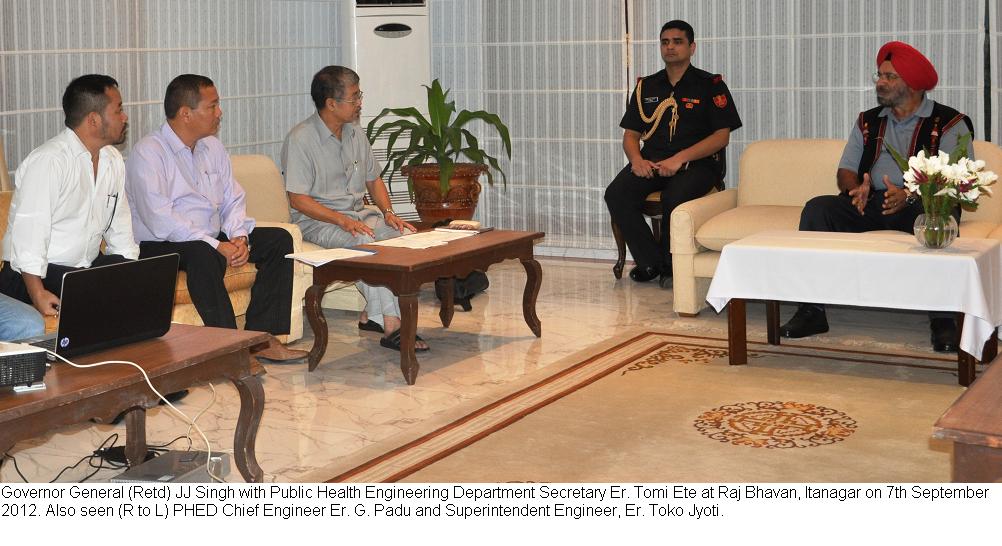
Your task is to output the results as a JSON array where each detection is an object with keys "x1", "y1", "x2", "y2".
[{"x1": 694, "y1": 401, "x2": 857, "y2": 448}]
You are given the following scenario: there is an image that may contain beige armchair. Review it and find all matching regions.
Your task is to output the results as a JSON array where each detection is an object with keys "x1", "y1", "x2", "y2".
[{"x1": 670, "y1": 139, "x2": 1002, "y2": 316}]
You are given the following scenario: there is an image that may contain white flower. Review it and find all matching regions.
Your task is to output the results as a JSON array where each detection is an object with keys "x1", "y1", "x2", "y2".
[
  {"x1": 934, "y1": 186, "x2": 957, "y2": 198},
  {"x1": 978, "y1": 170, "x2": 998, "y2": 186},
  {"x1": 963, "y1": 187, "x2": 982, "y2": 202}
]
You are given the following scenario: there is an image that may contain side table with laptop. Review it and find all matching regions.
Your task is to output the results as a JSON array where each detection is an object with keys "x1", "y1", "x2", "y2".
[{"x1": 0, "y1": 324, "x2": 268, "y2": 482}]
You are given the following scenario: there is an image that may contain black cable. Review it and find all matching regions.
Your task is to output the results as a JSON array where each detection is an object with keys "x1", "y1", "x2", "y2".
[
  {"x1": 148, "y1": 435, "x2": 192, "y2": 451},
  {"x1": 49, "y1": 433, "x2": 120, "y2": 483}
]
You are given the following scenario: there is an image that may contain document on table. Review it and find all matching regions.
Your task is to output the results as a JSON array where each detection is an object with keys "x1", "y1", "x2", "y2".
[
  {"x1": 367, "y1": 230, "x2": 477, "y2": 249},
  {"x1": 285, "y1": 247, "x2": 375, "y2": 266}
]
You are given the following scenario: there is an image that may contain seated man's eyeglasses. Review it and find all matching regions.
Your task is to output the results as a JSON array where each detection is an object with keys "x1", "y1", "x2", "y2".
[
  {"x1": 338, "y1": 91, "x2": 364, "y2": 104},
  {"x1": 871, "y1": 71, "x2": 900, "y2": 83}
]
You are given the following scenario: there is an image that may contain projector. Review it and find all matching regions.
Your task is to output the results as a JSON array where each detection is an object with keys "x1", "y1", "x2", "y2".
[{"x1": 0, "y1": 342, "x2": 48, "y2": 389}]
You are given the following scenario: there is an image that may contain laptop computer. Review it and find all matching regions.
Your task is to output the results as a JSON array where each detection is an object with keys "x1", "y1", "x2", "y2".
[{"x1": 21, "y1": 254, "x2": 180, "y2": 359}]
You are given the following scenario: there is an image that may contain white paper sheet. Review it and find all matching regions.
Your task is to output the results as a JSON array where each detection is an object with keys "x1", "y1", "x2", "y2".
[
  {"x1": 366, "y1": 230, "x2": 477, "y2": 249},
  {"x1": 285, "y1": 248, "x2": 375, "y2": 266}
]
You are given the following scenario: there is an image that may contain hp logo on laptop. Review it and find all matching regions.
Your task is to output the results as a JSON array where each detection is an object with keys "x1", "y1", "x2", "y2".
[{"x1": 60, "y1": 337, "x2": 70, "y2": 348}]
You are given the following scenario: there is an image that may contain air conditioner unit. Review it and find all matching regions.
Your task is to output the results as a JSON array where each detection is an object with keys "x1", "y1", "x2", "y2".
[{"x1": 342, "y1": 1, "x2": 431, "y2": 220}]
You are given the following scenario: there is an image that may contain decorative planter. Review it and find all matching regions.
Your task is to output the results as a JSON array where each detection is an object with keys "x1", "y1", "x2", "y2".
[
  {"x1": 913, "y1": 212, "x2": 958, "y2": 249},
  {"x1": 402, "y1": 163, "x2": 487, "y2": 223}
]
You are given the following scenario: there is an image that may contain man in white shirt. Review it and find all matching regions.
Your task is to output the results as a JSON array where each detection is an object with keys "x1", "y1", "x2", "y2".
[{"x1": 0, "y1": 74, "x2": 138, "y2": 317}]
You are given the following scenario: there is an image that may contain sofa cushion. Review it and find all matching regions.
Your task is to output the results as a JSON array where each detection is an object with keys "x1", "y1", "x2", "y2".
[
  {"x1": 232, "y1": 154, "x2": 292, "y2": 223},
  {"x1": 0, "y1": 191, "x2": 11, "y2": 239},
  {"x1": 737, "y1": 139, "x2": 845, "y2": 207},
  {"x1": 984, "y1": 224, "x2": 1002, "y2": 242},
  {"x1": 960, "y1": 220, "x2": 998, "y2": 239},
  {"x1": 696, "y1": 205, "x2": 803, "y2": 251},
  {"x1": 173, "y1": 263, "x2": 258, "y2": 305}
]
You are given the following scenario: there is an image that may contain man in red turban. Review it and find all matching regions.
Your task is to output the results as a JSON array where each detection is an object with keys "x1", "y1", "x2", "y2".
[{"x1": 780, "y1": 41, "x2": 975, "y2": 353}]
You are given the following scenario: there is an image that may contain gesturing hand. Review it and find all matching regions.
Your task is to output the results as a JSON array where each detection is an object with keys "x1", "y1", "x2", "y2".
[
  {"x1": 882, "y1": 176, "x2": 909, "y2": 216},
  {"x1": 848, "y1": 173, "x2": 872, "y2": 215}
]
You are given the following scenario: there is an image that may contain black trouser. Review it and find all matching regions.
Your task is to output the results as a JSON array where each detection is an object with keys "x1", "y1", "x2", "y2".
[
  {"x1": 0, "y1": 253, "x2": 130, "y2": 303},
  {"x1": 605, "y1": 161, "x2": 717, "y2": 270},
  {"x1": 799, "y1": 190, "x2": 925, "y2": 233},
  {"x1": 139, "y1": 228, "x2": 294, "y2": 335},
  {"x1": 798, "y1": 190, "x2": 956, "y2": 321}
]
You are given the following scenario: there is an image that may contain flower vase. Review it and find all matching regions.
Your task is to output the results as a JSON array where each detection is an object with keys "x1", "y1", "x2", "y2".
[{"x1": 913, "y1": 212, "x2": 958, "y2": 249}]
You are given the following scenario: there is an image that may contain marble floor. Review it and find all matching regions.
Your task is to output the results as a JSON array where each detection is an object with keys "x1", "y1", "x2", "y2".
[{"x1": 1, "y1": 257, "x2": 944, "y2": 483}]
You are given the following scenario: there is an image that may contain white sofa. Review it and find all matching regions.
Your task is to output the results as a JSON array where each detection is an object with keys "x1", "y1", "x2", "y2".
[
  {"x1": 2, "y1": 139, "x2": 362, "y2": 341},
  {"x1": 669, "y1": 139, "x2": 1002, "y2": 315}
]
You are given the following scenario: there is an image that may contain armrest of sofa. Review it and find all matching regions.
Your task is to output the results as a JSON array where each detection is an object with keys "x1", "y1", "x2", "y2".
[
  {"x1": 255, "y1": 220, "x2": 303, "y2": 253},
  {"x1": 670, "y1": 188, "x2": 738, "y2": 254}
]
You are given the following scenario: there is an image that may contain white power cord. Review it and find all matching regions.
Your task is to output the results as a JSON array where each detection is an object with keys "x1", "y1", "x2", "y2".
[{"x1": 48, "y1": 352, "x2": 224, "y2": 482}]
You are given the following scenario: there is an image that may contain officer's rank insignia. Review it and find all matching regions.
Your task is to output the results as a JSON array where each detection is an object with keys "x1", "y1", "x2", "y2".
[{"x1": 713, "y1": 94, "x2": 728, "y2": 108}]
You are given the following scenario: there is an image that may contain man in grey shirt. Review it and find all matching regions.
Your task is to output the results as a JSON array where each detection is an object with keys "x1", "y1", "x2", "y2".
[
  {"x1": 281, "y1": 66, "x2": 428, "y2": 352},
  {"x1": 779, "y1": 41, "x2": 974, "y2": 352}
]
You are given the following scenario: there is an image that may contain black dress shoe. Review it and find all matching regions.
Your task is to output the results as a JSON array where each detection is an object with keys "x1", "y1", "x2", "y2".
[
  {"x1": 629, "y1": 264, "x2": 661, "y2": 283},
  {"x1": 779, "y1": 305, "x2": 829, "y2": 338},
  {"x1": 930, "y1": 317, "x2": 958, "y2": 353}
]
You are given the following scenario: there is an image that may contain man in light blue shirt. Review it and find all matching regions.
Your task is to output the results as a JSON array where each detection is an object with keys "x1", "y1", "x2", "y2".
[{"x1": 126, "y1": 74, "x2": 305, "y2": 361}]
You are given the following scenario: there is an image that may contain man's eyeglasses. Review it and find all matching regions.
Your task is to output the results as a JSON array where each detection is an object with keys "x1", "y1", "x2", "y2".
[
  {"x1": 871, "y1": 72, "x2": 901, "y2": 83},
  {"x1": 337, "y1": 92, "x2": 364, "y2": 104}
]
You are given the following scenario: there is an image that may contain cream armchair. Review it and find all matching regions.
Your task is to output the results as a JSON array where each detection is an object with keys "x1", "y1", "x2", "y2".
[{"x1": 669, "y1": 139, "x2": 1002, "y2": 316}]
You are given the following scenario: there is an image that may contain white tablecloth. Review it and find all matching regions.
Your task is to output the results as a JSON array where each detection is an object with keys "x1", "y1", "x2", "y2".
[{"x1": 705, "y1": 230, "x2": 1002, "y2": 356}]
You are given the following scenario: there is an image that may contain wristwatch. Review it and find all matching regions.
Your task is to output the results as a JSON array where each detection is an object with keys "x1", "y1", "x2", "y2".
[
  {"x1": 905, "y1": 192, "x2": 919, "y2": 205},
  {"x1": 384, "y1": 209, "x2": 396, "y2": 217}
]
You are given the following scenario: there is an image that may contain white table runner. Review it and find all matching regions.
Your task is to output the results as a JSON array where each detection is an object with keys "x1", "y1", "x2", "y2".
[{"x1": 705, "y1": 230, "x2": 1002, "y2": 357}]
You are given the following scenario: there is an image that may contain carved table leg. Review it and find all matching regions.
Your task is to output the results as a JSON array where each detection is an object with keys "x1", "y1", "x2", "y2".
[
  {"x1": 305, "y1": 284, "x2": 328, "y2": 372},
  {"x1": 398, "y1": 293, "x2": 420, "y2": 385},
  {"x1": 438, "y1": 277, "x2": 455, "y2": 328},
  {"x1": 728, "y1": 298, "x2": 747, "y2": 365},
  {"x1": 766, "y1": 300, "x2": 781, "y2": 345},
  {"x1": 521, "y1": 258, "x2": 542, "y2": 337},
  {"x1": 231, "y1": 361, "x2": 265, "y2": 483},
  {"x1": 125, "y1": 408, "x2": 147, "y2": 467}
]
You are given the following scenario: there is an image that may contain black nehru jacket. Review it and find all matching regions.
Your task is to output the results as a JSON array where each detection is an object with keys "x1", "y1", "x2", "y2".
[{"x1": 620, "y1": 65, "x2": 742, "y2": 162}]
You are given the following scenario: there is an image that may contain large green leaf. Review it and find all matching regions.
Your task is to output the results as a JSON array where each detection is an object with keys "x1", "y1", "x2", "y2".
[
  {"x1": 367, "y1": 78, "x2": 512, "y2": 196},
  {"x1": 453, "y1": 110, "x2": 512, "y2": 158}
]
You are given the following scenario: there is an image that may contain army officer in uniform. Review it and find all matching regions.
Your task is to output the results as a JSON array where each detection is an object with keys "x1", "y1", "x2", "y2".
[{"x1": 605, "y1": 19, "x2": 742, "y2": 286}]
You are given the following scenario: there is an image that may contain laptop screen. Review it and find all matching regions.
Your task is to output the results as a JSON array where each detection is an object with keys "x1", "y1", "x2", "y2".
[{"x1": 55, "y1": 254, "x2": 179, "y2": 358}]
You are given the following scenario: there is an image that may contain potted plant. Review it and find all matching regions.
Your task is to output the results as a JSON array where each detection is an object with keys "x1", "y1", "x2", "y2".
[{"x1": 365, "y1": 79, "x2": 512, "y2": 223}]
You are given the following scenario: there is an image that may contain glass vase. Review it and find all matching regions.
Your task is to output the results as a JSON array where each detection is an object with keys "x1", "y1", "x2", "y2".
[{"x1": 913, "y1": 213, "x2": 958, "y2": 249}]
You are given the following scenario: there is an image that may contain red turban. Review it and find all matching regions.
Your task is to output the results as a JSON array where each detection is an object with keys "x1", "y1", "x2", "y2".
[{"x1": 876, "y1": 41, "x2": 938, "y2": 91}]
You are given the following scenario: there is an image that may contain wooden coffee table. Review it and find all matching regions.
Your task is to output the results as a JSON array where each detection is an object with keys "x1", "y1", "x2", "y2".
[
  {"x1": 0, "y1": 324, "x2": 268, "y2": 482},
  {"x1": 305, "y1": 229, "x2": 545, "y2": 384},
  {"x1": 933, "y1": 352, "x2": 1002, "y2": 481}
]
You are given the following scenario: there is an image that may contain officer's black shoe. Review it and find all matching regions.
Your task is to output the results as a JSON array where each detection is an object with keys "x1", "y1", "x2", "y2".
[
  {"x1": 930, "y1": 318, "x2": 958, "y2": 353},
  {"x1": 629, "y1": 264, "x2": 661, "y2": 283},
  {"x1": 779, "y1": 305, "x2": 829, "y2": 338}
]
